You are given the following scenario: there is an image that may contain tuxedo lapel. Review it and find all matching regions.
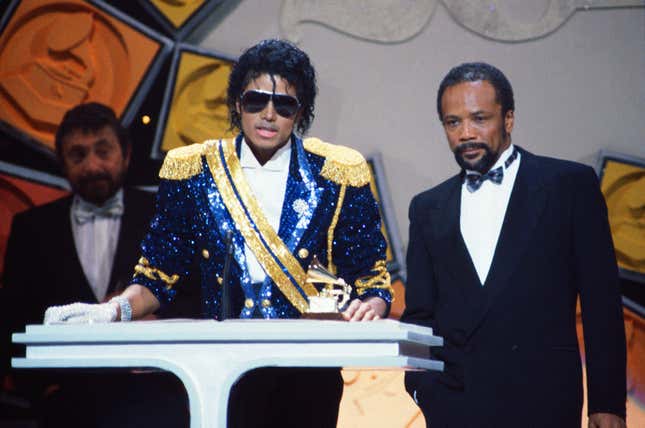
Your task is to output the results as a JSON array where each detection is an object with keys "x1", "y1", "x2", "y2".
[
  {"x1": 277, "y1": 138, "x2": 322, "y2": 252},
  {"x1": 471, "y1": 149, "x2": 549, "y2": 330},
  {"x1": 430, "y1": 175, "x2": 484, "y2": 307}
]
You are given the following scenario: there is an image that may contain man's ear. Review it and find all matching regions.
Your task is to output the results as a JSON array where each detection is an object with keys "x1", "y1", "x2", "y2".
[{"x1": 504, "y1": 110, "x2": 514, "y2": 135}]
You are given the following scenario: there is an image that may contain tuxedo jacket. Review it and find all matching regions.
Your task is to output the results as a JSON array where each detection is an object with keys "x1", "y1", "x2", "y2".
[
  {"x1": 131, "y1": 135, "x2": 392, "y2": 319},
  {"x1": 402, "y1": 148, "x2": 626, "y2": 427},
  {"x1": 1, "y1": 188, "x2": 155, "y2": 372}
]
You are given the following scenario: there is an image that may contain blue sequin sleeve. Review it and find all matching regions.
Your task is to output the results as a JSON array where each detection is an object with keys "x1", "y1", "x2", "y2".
[
  {"x1": 130, "y1": 176, "x2": 200, "y2": 306},
  {"x1": 333, "y1": 183, "x2": 393, "y2": 312}
]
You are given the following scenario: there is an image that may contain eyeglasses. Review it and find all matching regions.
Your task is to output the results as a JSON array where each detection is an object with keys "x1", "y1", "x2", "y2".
[{"x1": 240, "y1": 90, "x2": 301, "y2": 118}]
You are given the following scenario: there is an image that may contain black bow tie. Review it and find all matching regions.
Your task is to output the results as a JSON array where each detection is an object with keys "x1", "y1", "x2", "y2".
[
  {"x1": 465, "y1": 147, "x2": 518, "y2": 193},
  {"x1": 466, "y1": 167, "x2": 503, "y2": 192}
]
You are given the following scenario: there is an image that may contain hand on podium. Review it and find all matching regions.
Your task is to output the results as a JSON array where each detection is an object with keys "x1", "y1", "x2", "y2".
[
  {"x1": 44, "y1": 302, "x2": 118, "y2": 324},
  {"x1": 341, "y1": 296, "x2": 387, "y2": 322}
]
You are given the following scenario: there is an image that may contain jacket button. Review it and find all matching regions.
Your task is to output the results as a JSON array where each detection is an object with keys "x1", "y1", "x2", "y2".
[
  {"x1": 298, "y1": 248, "x2": 309, "y2": 259},
  {"x1": 244, "y1": 299, "x2": 254, "y2": 309},
  {"x1": 261, "y1": 299, "x2": 272, "y2": 308},
  {"x1": 202, "y1": 249, "x2": 210, "y2": 259}
]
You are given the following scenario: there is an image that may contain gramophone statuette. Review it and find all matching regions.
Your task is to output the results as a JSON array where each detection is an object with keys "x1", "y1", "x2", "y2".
[{"x1": 303, "y1": 255, "x2": 352, "y2": 319}]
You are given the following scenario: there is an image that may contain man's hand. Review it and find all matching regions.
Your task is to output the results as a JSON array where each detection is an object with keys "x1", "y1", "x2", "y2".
[
  {"x1": 341, "y1": 296, "x2": 387, "y2": 322},
  {"x1": 588, "y1": 413, "x2": 626, "y2": 428},
  {"x1": 44, "y1": 302, "x2": 118, "y2": 324}
]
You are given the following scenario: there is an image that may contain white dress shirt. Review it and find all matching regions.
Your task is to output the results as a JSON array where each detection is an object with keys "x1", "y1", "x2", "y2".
[
  {"x1": 240, "y1": 139, "x2": 291, "y2": 283},
  {"x1": 460, "y1": 144, "x2": 520, "y2": 285},
  {"x1": 71, "y1": 189, "x2": 123, "y2": 301}
]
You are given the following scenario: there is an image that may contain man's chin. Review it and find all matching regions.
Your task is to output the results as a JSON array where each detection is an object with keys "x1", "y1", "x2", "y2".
[
  {"x1": 456, "y1": 156, "x2": 481, "y2": 171},
  {"x1": 78, "y1": 186, "x2": 115, "y2": 205}
]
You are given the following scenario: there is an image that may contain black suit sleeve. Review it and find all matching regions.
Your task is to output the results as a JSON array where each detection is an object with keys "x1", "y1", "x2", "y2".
[
  {"x1": 401, "y1": 195, "x2": 439, "y2": 396},
  {"x1": 1, "y1": 213, "x2": 48, "y2": 386},
  {"x1": 572, "y1": 167, "x2": 626, "y2": 418},
  {"x1": 3, "y1": 215, "x2": 31, "y2": 371},
  {"x1": 401, "y1": 195, "x2": 437, "y2": 329}
]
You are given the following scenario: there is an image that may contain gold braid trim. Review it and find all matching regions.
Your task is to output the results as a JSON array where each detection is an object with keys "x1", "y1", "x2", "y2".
[
  {"x1": 133, "y1": 257, "x2": 180, "y2": 290},
  {"x1": 159, "y1": 142, "x2": 212, "y2": 180},
  {"x1": 354, "y1": 260, "x2": 394, "y2": 297},
  {"x1": 326, "y1": 184, "x2": 346, "y2": 275},
  {"x1": 205, "y1": 139, "x2": 316, "y2": 313},
  {"x1": 303, "y1": 138, "x2": 371, "y2": 187}
]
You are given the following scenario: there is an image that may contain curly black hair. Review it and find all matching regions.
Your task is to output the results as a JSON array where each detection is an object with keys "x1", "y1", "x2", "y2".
[
  {"x1": 436, "y1": 62, "x2": 515, "y2": 121},
  {"x1": 227, "y1": 39, "x2": 317, "y2": 135},
  {"x1": 55, "y1": 102, "x2": 130, "y2": 158}
]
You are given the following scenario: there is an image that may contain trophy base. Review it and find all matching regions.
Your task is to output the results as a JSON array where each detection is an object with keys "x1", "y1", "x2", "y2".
[{"x1": 301, "y1": 312, "x2": 345, "y2": 321}]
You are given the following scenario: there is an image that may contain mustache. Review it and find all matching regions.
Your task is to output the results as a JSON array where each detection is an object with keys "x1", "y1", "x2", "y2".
[
  {"x1": 78, "y1": 173, "x2": 111, "y2": 184},
  {"x1": 256, "y1": 122, "x2": 278, "y2": 131},
  {"x1": 454, "y1": 142, "x2": 489, "y2": 155}
]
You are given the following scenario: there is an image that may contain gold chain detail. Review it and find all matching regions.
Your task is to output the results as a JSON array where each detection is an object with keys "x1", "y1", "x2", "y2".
[
  {"x1": 303, "y1": 138, "x2": 371, "y2": 187},
  {"x1": 133, "y1": 257, "x2": 180, "y2": 290},
  {"x1": 354, "y1": 260, "x2": 393, "y2": 296},
  {"x1": 326, "y1": 184, "x2": 346, "y2": 275}
]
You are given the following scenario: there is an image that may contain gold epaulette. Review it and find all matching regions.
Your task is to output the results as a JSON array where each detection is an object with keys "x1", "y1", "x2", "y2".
[
  {"x1": 158, "y1": 142, "x2": 210, "y2": 180},
  {"x1": 303, "y1": 138, "x2": 371, "y2": 187}
]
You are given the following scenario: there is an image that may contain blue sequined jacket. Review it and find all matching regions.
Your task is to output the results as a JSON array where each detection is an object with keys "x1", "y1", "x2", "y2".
[{"x1": 130, "y1": 135, "x2": 392, "y2": 319}]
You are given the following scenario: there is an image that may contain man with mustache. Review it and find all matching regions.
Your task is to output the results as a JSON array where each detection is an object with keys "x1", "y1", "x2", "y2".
[
  {"x1": 2, "y1": 103, "x2": 191, "y2": 427},
  {"x1": 402, "y1": 62, "x2": 626, "y2": 427},
  {"x1": 44, "y1": 40, "x2": 393, "y2": 427}
]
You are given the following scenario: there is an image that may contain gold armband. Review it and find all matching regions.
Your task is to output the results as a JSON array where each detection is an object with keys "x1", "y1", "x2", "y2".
[
  {"x1": 354, "y1": 260, "x2": 393, "y2": 296},
  {"x1": 133, "y1": 257, "x2": 180, "y2": 290}
]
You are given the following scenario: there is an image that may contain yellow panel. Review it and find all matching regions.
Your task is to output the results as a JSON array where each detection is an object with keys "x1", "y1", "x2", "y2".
[
  {"x1": 367, "y1": 163, "x2": 394, "y2": 264},
  {"x1": 0, "y1": 0, "x2": 161, "y2": 150},
  {"x1": 601, "y1": 160, "x2": 645, "y2": 274},
  {"x1": 161, "y1": 51, "x2": 235, "y2": 152},
  {"x1": 150, "y1": 0, "x2": 206, "y2": 29}
]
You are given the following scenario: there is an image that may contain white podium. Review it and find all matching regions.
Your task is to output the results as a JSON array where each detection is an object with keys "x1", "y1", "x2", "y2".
[{"x1": 12, "y1": 319, "x2": 442, "y2": 428}]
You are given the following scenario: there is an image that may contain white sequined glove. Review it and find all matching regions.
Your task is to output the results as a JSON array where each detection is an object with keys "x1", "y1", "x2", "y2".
[{"x1": 44, "y1": 302, "x2": 117, "y2": 324}]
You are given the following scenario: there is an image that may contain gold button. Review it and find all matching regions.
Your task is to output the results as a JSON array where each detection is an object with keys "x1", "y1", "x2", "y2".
[
  {"x1": 217, "y1": 276, "x2": 223, "y2": 285},
  {"x1": 244, "y1": 298, "x2": 254, "y2": 308},
  {"x1": 297, "y1": 248, "x2": 309, "y2": 259},
  {"x1": 202, "y1": 249, "x2": 210, "y2": 259},
  {"x1": 261, "y1": 299, "x2": 271, "y2": 308}
]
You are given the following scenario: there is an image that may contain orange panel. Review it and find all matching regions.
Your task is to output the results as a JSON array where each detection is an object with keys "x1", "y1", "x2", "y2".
[
  {"x1": 577, "y1": 302, "x2": 645, "y2": 425},
  {"x1": 149, "y1": 0, "x2": 206, "y2": 29},
  {"x1": 0, "y1": 0, "x2": 162, "y2": 150},
  {"x1": 0, "y1": 173, "x2": 69, "y2": 286}
]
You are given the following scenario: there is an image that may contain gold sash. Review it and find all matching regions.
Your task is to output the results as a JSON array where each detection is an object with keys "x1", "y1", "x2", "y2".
[{"x1": 205, "y1": 139, "x2": 318, "y2": 313}]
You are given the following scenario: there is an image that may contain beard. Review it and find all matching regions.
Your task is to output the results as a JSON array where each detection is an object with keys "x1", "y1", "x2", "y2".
[
  {"x1": 74, "y1": 172, "x2": 124, "y2": 205},
  {"x1": 454, "y1": 142, "x2": 497, "y2": 174}
]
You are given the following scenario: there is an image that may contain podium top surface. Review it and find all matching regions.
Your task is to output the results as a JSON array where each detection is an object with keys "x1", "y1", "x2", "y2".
[{"x1": 13, "y1": 319, "x2": 441, "y2": 347}]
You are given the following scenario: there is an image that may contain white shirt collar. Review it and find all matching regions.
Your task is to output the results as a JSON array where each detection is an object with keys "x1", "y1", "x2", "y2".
[{"x1": 240, "y1": 138, "x2": 291, "y2": 172}]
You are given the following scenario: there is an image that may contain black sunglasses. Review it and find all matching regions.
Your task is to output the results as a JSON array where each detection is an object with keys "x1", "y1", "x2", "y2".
[{"x1": 240, "y1": 90, "x2": 301, "y2": 118}]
